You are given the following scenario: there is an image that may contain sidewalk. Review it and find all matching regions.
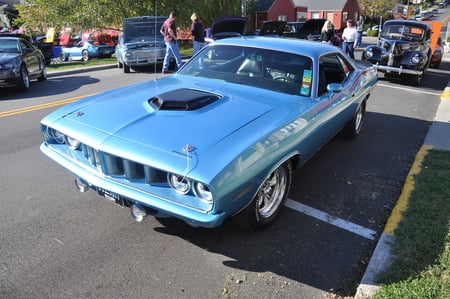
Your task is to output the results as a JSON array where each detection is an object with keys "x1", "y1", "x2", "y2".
[{"x1": 354, "y1": 38, "x2": 450, "y2": 299}]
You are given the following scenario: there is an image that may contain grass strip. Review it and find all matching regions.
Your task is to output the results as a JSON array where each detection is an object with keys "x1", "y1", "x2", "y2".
[{"x1": 375, "y1": 149, "x2": 450, "y2": 299}]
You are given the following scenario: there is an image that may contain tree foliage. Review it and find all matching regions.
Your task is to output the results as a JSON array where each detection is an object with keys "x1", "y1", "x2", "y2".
[
  {"x1": 13, "y1": 0, "x2": 243, "y2": 34},
  {"x1": 358, "y1": 0, "x2": 397, "y2": 20}
]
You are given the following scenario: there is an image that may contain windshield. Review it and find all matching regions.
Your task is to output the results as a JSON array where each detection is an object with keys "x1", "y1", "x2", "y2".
[
  {"x1": 381, "y1": 24, "x2": 424, "y2": 42},
  {"x1": 123, "y1": 20, "x2": 165, "y2": 43},
  {"x1": 0, "y1": 40, "x2": 19, "y2": 53},
  {"x1": 178, "y1": 45, "x2": 313, "y2": 97}
]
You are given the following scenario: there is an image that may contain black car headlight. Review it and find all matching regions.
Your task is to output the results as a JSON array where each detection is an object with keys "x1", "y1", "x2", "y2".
[
  {"x1": 365, "y1": 48, "x2": 374, "y2": 58},
  {"x1": 411, "y1": 54, "x2": 421, "y2": 65}
]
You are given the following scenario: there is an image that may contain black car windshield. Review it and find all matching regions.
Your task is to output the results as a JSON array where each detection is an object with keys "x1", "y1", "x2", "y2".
[
  {"x1": 381, "y1": 24, "x2": 424, "y2": 42},
  {"x1": 178, "y1": 45, "x2": 313, "y2": 97},
  {"x1": 0, "y1": 40, "x2": 19, "y2": 53}
]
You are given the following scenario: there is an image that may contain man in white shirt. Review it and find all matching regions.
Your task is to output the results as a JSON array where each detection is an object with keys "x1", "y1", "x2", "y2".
[{"x1": 342, "y1": 20, "x2": 357, "y2": 58}]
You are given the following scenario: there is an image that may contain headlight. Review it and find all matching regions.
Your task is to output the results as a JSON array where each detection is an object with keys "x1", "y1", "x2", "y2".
[
  {"x1": 46, "y1": 127, "x2": 65, "y2": 143},
  {"x1": 365, "y1": 49, "x2": 373, "y2": 58},
  {"x1": 194, "y1": 182, "x2": 213, "y2": 203},
  {"x1": 411, "y1": 54, "x2": 421, "y2": 65},
  {"x1": 0, "y1": 62, "x2": 14, "y2": 69},
  {"x1": 124, "y1": 51, "x2": 133, "y2": 58},
  {"x1": 64, "y1": 135, "x2": 81, "y2": 150},
  {"x1": 168, "y1": 173, "x2": 190, "y2": 194}
]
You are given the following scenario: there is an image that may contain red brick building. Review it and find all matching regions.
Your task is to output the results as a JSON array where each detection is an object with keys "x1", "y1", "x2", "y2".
[{"x1": 250, "y1": 0, "x2": 362, "y2": 31}]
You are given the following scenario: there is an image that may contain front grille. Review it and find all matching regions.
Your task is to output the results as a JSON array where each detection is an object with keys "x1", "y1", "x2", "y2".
[{"x1": 80, "y1": 144, "x2": 167, "y2": 184}]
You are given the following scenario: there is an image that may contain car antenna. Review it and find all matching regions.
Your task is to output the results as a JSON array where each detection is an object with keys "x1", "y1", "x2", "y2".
[{"x1": 154, "y1": 0, "x2": 159, "y2": 79}]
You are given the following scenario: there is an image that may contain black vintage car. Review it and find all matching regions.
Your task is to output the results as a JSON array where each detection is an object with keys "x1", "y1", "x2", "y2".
[{"x1": 362, "y1": 20, "x2": 432, "y2": 86}]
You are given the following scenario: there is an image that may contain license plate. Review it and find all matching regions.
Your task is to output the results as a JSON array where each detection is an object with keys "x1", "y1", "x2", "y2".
[{"x1": 98, "y1": 188, "x2": 124, "y2": 207}]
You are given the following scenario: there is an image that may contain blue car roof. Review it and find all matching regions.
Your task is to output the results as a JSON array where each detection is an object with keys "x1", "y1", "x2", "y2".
[{"x1": 211, "y1": 36, "x2": 337, "y2": 58}]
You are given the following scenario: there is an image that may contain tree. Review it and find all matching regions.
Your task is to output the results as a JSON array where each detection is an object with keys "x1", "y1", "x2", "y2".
[
  {"x1": 359, "y1": 0, "x2": 397, "y2": 21},
  {"x1": 13, "y1": 0, "x2": 243, "y2": 34}
]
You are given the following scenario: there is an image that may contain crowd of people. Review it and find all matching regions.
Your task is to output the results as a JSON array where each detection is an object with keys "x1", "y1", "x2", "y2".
[{"x1": 160, "y1": 10, "x2": 365, "y2": 73}]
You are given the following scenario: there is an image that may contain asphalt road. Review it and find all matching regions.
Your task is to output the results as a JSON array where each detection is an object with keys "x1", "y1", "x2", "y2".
[{"x1": 0, "y1": 56, "x2": 448, "y2": 298}]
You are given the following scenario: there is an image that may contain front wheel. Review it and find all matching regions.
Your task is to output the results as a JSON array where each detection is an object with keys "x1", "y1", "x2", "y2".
[
  {"x1": 81, "y1": 50, "x2": 89, "y2": 62},
  {"x1": 123, "y1": 63, "x2": 130, "y2": 73},
  {"x1": 232, "y1": 160, "x2": 292, "y2": 230},
  {"x1": 17, "y1": 65, "x2": 30, "y2": 91}
]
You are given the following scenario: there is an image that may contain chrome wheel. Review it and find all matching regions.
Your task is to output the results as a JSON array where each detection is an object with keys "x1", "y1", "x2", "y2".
[
  {"x1": 18, "y1": 65, "x2": 30, "y2": 91},
  {"x1": 256, "y1": 166, "x2": 289, "y2": 219},
  {"x1": 82, "y1": 50, "x2": 89, "y2": 61},
  {"x1": 233, "y1": 160, "x2": 292, "y2": 230},
  {"x1": 342, "y1": 100, "x2": 366, "y2": 139}
]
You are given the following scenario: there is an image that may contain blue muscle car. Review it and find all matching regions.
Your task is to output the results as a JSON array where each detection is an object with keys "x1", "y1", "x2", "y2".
[
  {"x1": 62, "y1": 40, "x2": 115, "y2": 61},
  {"x1": 40, "y1": 37, "x2": 377, "y2": 230}
]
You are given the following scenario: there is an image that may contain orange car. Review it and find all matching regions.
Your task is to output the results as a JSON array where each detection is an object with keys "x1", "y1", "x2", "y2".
[{"x1": 430, "y1": 36, "x2": 444, "y2": 68}]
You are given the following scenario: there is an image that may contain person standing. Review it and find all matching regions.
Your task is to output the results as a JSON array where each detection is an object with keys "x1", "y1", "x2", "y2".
[
  {"x1": 190, "y1": 13, "x2": 206, "y2": 55},
  {"x1": 160, "y1": 11, "x2": 183, "y2": 73},
  {"x1": 341, "y1": 19, "x2": 357, "y2": 58},
  {"x1": 356, "y1": 20, "x2": 363, "y2": 47},
  {"x1": 320, "y1": 20, "x2": 335, "y2": 44}
]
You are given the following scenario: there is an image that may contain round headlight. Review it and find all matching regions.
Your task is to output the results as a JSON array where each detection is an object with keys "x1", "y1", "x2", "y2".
[
  {"x1": 168, "y1": 173, "x2": 190, "y2": 194},
  {"x1": 365, "y1": 49, "x2": 373, "y2": 58},
  {"x1": 47, "y1": 127, "x2": 65, "y2": 143},
  {"x1": 64, "y1": 135, "x2": 81, "y2": 150},
  {"x1": 124, "y1": 51, "x2": 133, "y2": 58},
  {"x1": 411, "y1": 54, "x2": 421, "y2": 64},
  {"x1": 194, "y1": 182, "x2": 213, "y2": 203}
]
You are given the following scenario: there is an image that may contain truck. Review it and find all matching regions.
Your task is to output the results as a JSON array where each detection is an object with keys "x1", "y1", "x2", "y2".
[{"x1": 115, "y1": 16, "x2": 167, "y2": 73}]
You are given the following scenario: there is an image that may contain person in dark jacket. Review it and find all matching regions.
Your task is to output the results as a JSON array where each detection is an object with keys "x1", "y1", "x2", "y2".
[
  {"x1": 190, "y1": 13, "x2": 206, "y2": 55},
  {"x1": 321, "y1": 20, "x2": 334, "y2": 44}
]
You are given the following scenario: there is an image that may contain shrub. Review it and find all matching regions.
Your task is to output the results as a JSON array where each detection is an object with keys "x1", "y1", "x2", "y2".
[{"x1": 367, "y1": 30, "x2": 379, "y2": 37}]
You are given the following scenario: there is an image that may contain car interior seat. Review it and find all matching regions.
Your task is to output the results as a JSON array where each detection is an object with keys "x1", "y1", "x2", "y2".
[{"x1": 236, "y1": 53, "x2": 264, "y2": 77}]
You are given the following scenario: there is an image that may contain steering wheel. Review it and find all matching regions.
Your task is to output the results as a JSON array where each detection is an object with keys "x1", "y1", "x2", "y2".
[{"x1": 272, "y1": 75, "x2": 296, "y2": 84}]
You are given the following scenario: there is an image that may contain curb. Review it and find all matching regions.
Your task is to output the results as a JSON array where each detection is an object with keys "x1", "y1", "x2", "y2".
[
  {"x1": 47, "y1": 64, "x2": 117, "y2": 78},
  {"x1": 354, "y1": 75, "x2": 450, "y2": 298}
]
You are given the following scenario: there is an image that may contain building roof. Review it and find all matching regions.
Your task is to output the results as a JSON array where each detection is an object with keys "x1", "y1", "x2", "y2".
[
  {"x1": 292, "y1": 0, "x2": 348, "y2": 11},
  {"x1": 254, "y1": 0, "x2": 276, "y2": 11}
]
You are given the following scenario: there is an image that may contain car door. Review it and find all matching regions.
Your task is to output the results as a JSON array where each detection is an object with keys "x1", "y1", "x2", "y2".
[
  {"x1": 311, "y1": 53, "x2": 357, "y2": 143},
  {"x1": 19, "y1": 39, "x2": 40, "y2": 75}
]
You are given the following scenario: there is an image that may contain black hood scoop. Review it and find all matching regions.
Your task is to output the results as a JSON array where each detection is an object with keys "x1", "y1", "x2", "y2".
[{"x1": 149, "y1": 89, "x2": 221, "y2": 111}]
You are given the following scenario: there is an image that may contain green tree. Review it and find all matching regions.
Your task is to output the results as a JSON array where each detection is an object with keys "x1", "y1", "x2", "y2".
[
  {"x1": 13, "y1": 0, "x2": 243, "y2": 34},
  {"x1": 359, "y1": 0, "x2": 397, "y2": 20}
]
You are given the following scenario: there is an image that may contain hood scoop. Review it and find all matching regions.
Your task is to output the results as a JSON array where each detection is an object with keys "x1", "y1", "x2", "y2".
[{"x1": 149, "y1": 89, "x2": 221, "y2": 111}]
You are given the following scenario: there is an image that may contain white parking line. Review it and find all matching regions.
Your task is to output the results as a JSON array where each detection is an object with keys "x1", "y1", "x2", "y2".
[
  {"x1": 376, "y1": 82, "x2": 442, "y2": 96},
  {"x1": 285, "y1": 199, "x2": 377, "y2": 240}
]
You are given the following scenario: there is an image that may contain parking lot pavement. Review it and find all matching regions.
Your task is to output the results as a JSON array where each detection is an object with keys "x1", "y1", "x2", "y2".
[{"x1": 355, "y1": 39, "x2": 450, "y2": 299}]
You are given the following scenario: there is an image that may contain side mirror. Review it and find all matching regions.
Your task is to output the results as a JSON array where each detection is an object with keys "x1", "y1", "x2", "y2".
[{"x1": 327, "y1": 83, "x2": 343, "y2": 93}]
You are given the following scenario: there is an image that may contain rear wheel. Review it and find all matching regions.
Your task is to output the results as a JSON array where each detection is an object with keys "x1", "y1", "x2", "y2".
[
  {"x1": 341, "y1": 100, "x2": 366, "y2": 139},
  {"x1": 233, "y1": 160, "x2": 292, "y2": 230}
]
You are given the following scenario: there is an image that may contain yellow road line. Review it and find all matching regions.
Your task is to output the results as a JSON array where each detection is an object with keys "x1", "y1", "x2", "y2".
[
  {"x1": 383, "y1": 145, "x2": 432, "y2": 235},
  {"x1": 0, "y1": 94, "x2": 96, "y2": 118}
]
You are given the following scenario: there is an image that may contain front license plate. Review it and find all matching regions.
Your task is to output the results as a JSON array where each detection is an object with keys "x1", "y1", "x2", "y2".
[{"x1": 98, "y1": 188, "x2": 125, "y2": 207}]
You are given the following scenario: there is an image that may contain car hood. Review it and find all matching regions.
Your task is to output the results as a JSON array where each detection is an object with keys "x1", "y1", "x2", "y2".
[
  {"x1": 51, "y1": 76, "x2": 300, "y2": 158},
  {"x1": 0, "y1": 53, "x2": 19, "y2": 61},
  {"x1": 210, "y1": 16, "x2": 247, "y2": 37}
]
